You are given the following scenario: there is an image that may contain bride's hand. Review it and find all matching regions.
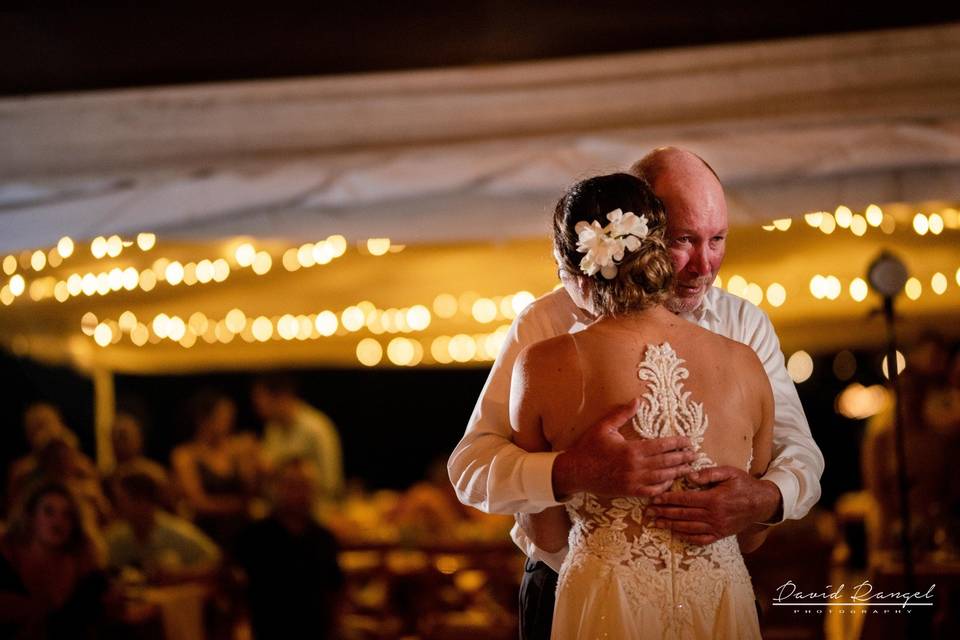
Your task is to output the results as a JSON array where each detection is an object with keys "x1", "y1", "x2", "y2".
[
  {"x1": 551, "y1": 399, "x2": 697, "y2": 500},
  {"x1": 646, "y1": 465, "x2": 782, "y2": 545}
]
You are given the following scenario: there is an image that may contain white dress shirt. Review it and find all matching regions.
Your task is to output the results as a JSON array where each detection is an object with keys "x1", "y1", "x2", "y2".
[{"x1": 448, "y1": 286, "x2": 824, "y2": 569}]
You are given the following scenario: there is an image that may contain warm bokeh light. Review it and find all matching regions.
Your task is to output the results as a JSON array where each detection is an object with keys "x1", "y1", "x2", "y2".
[
  {"x1": 30, "y1": 250, "x2": 46, "y2": 271},
  {"x1": 834, "y1": 206, "x2": 852, "y2": 228},
  {"x1": 512, "y1": 291, "x2": 535, "y2": 316},
  {"x1": 726, "y1": 275, "x2": 748, "y2": 298},
  {"x1": 152, "y1": 313, "x2": 171, "y2": 339},
  {"x1": 744, "y1": 283, "x2": 763, "y2": 307},
  {"x1": 139, "y1": 269, "x2": 157, "y2": 292},
  {"x1": 167, "y1": 316, "x2": 187, "y2": 342},
  {"x1": 212, "y1": 259, "x2": 230, "y2": 282},
  {"x1": 433, "y1": 294, "x2": 458, "y2": 319},
  {"x1": 341, "y1": 306, "x2": 365, "y2": 332},
  {"x1": 804, "y1": 212, "x2": 824, "y2": 227},
  {"x1": 809, "y1": 275, "x2": 825, "y2": 299},
  {"x1": 0, "y1": 286, "x2": 13, "y2": 306},
  {"x1": 282, "y1": 249, "x2": 300, "y2": 272},
  {"x1": 912, "y1": 213, "x2": 929, "y2": 235},
  {"x1": 849, "y1": 277, "x2": 868, "y2": 302},
  {"x1": 772, "y1": 218, "x2": 791, "y2": 231},
  {"x1": 865, "y1": 205, "x2": 883, "y2": 227},
  {"x1": 448, "y1": 334, "x2": 477, "y2": 363},
  {"x1": 107, "y1": 268, "x2": 123, "y2": 291},
  {"x1": 252, "y1": 316, "x2": 273, "y2": 342},
  {"x1": 235, "y1": 242, "x2": 256, "y2": 267},
  {"x1": 225, "y1": 308, "x2": 247, "y2": 333},
  {"x1": 277, "y1": 314, "x2": 299, "y2": 340},
  {"x1": 312, "y1": 242, "x2": 334, "y2": 265},
  {"x1": 406, "y1": 305, "x2": 431, "y2": 331},
  {"x1": 824, "y1": 276, "x2": 841, "y2": 300},
  {"x1": 315, "y1": 311, "x2": 338, "y2": 336},
  {"x1": 215, "y1": 321, "x2": 235, "y2": 344},
  {"x1": 881, "y1": 351, "x2": 907, "y2": 379},
  {"x1": 55, "y1": 236, "x2": 74, "y2": 259},
  {"x1": 327, "y1": 235, "x2": 348, "y2": 257},
  {"x1": 431, "y1": 336, "x2": 453, "y2": 364},
  {"x1": 787, "y1": 350, "x2": 814, "y2": 383},
  {"x1": 94, "y1": 323, "x2": 112, "y2": 347},
  {"x1": 81, "y1": 312, "x2": 98, "y2": 336},
  {"x1": 196, "y1": 260, "x2": 214, "y2": 283},
  {"x1": 297, "y1": 243, "x2": 316, "y2": 268},
  {"x1": 131, "y1": 323, "x2": 150, "y2": 346},
  {"x1": 928, "y1": 213, "x2": 944, "y2": 235},
  {"x1": 166, "y1": 261, "x2": 185, "y2": 285},
  {"x1": 472, "y1": 298, "x2": 498, "y2": 323},
  {"x1": 54, "y1": 281, "x2": 69, "y2": 302},
  {"x1": 931, "y1": 272, "x2": 948, "y2": 295},
  {"x1": 904, "y1": 277, "x2": 921, "y2": 300},
  {"x1": 765, "y1": 283, "x2": 786, "y2": 307},
  {"x1": 387, "y1": 338, "x2": 415, "y2": 366},
  {"x1": 252, "y1": 251, "x2": 272, "y2": 275},
  {"x1": 91, "y1": 236, "x2": 107, "y2": 259},
  {"x1": 850, "y1": 214, "x2": 867, "y2": 236},
  {"x1": 818, "y1": 214, "x2": 836, "y2": 234},
  {"x1": 367, "y1": 238, "x2": 391, "y2": 256},
  {"x1": 188, "y1": 312, "x2": 208, "y2": 335},
  {"x1": 106, "y1": 235, "x2": 123, "y2": 258},
  {"x1": 836, "y1": 383, "x2": 889, "y2": 420},
  {"x1": 356, "y1": 338, "x2": 383, "y2": 366},
  {"x1": 119, "y1": 311, "x2": 138, "y2": 333},
  {"x1": 9, "y1": 274, "x2": 25, "y2": 297},
  {"x1": 81, "y1": 273, "x2": 97, "y2": 296},
  {"x1": 2, "y1": 255, "x2": 16, "y2": 275},
  {"x1": 137, "y1": 233, "x2": 156, "y2": 251}
]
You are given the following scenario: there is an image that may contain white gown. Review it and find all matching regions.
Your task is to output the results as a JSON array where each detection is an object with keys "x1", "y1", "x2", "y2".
[{"x1": 551, "y1": 343, "x2": 761, "y2": 640}]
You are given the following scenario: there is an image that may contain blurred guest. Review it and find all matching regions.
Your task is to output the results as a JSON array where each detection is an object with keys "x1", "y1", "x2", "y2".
[
  {"x1": 251, "y1": 374, "x2": 344, "y2": 501},
  {"x1": 7, "y1": 403, "x2": 75, "y2": 506},
  {"x1": 0, "y1": 482, "x2": 108, "y2": 639},
  {"x1": 9, "y1": 434, "x2": 111, "y2": 525},
  {"x1": 171, "y1": 390, "x2": 259, "y2": 550},
  {"x1": 107, "y1": 412, "x2": 173, "y2": 510},
  {"x1": 862, "y1": 332, "x2": 954, "y2": 553},
  {"x1": 106, "y1": 468, "x2": 221, "y2": 585},
  {"x1": 235, "y1": 458, "x2": 344, "y2": 640}
]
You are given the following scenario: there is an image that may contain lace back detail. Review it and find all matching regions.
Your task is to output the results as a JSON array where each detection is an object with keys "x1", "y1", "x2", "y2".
[{"x1": 560, "y1": 342, "x2": 755, "y2": 637}]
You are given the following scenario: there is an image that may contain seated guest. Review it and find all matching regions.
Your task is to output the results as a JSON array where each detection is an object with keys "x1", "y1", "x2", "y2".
[
  {"x1": 0, "y1": 482, "x2": 108, "y2": 639},
  {"x1": 7, "y1": 403, "x2": 76, "y2": 505},
  {"x1": 105, "y1": 469, "x2": 221, "y2": 585},
  {"x1": 107, "y1": 412, "x2": 173, "y2": 510},
  {"x1": 236, "y1": 458, "x2": 344, "y2": 639},
  {"x1": 251, "y1": 374, "x2": 344, "y2": 501},
  {"x1": 9, "y1": 434, "x2": 112, "y2": 525},
  {"x1": 171, "y1": 390, "x2": 259, "y2": 550}
]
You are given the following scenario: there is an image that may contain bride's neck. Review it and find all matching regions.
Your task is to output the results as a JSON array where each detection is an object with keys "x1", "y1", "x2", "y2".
[{"x1": 593, "y1": 304, "x2": 672, "y2": 327}]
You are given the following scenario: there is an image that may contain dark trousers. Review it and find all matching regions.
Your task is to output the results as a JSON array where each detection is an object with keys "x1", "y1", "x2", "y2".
[{"x1": 519, "y1": 559, "x2": 558, "y2": 640}]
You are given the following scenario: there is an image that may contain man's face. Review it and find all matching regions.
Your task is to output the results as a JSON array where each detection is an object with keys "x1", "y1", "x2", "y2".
[{"x1": 653, "y1": 165, "x2": 728, "y2": 314}]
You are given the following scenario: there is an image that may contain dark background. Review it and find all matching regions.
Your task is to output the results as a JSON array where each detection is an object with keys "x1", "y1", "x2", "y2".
[{"x1": 2, "y1": 3, "x2": 959, "y2": 96}]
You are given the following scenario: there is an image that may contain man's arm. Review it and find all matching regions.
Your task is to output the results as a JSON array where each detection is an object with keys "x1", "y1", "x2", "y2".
[
  {"x1": 651, "y1": 304, "x2": 824, "y2": 543},
  {"x1": 448, "y1": 291, "x2": 696, "y2": 515}
]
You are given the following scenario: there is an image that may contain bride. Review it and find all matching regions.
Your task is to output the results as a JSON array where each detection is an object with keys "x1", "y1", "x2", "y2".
[{"x1": 510, "y1": 172, "x2": 772, "y2": 639}]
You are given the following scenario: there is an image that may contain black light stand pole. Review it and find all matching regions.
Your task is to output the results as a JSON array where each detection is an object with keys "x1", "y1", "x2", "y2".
[{"x1": 879, "y1": 294, "x2": 915, "y2": 592}]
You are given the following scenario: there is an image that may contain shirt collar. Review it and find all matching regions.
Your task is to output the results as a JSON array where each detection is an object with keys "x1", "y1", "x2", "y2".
[{"x1": 681, "y1": 286, "x2": 721, "y2": 324}]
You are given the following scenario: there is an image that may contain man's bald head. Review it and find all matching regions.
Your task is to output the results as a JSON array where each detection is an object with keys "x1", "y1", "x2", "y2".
[{"x1": 628, "y1": 147, "x2": 729, "y2": 314}]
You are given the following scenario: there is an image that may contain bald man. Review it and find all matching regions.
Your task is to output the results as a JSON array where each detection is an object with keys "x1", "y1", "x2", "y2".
[{"x1": 448, "y1": 147, "x2": 823, "y2": 639}]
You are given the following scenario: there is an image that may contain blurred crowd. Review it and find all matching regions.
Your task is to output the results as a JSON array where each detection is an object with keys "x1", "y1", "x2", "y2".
[{"x1": 0, "y1": 374, "x2": 352, "y2": 640}]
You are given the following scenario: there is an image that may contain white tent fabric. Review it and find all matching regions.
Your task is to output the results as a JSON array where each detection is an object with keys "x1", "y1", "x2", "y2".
[{"x1": 2, "y1": 22, "x2": 960, "y2": 253}]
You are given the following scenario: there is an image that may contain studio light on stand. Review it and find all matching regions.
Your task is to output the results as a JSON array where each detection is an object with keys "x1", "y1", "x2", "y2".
[{"x1": 866, "y1": 251, "x2": 916, "y2": 592}]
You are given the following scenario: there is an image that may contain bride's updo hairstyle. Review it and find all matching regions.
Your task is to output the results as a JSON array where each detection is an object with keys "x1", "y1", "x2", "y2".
[{"x1": 553, "y1": 173, "x2": 673, "y2": 316}]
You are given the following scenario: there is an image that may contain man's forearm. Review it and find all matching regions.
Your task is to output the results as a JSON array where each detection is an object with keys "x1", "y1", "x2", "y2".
[
  {"x1": 551, "y1": 450, "x2": 579, "y2": 501},
  {"x1": 753, "y1": 478, "x2": 782, "y2": 524}
]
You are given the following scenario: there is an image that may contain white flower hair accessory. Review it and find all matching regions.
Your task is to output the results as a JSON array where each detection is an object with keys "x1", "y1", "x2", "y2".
[{"x1": 574, "y1": 208, "x2": 650, "y2": 279}]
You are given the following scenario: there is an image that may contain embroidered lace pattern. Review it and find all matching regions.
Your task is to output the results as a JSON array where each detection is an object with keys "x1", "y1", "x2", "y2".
[{"x1": 559, "y1": 343, "x2": 754, "y2": 637}]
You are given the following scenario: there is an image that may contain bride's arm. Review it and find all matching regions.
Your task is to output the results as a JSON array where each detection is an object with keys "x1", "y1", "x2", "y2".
[
  {"x1": 738, "y1": 355, "x2": 775, "y2": 554},
  {"x1": 509, "y1": 344, "x2": 572, "y2": 554}
]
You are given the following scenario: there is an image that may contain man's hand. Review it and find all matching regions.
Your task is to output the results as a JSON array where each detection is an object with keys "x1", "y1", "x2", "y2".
[
  {"x1": 552, "y1": 399, "x2": 696, "y2": 500},
  {"x1": 646, "y1": 465, "x2": 782, "y2": 545}
]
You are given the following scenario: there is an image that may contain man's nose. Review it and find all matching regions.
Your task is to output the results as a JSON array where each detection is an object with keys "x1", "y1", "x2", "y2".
[{"x1": 689, "y1": 245, "x2": 711, "y2": 275}]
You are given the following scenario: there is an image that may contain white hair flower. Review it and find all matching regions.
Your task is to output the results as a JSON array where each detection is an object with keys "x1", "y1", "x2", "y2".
[{"x1": 574, "y1": 208, "x2": 650, "y2": 279}]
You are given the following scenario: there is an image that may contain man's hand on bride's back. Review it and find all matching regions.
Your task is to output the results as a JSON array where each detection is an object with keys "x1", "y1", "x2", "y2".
[
  {"x1": 645, "y1": 466, "x2": 782, "y2": 546},
  {"x1": 551, "y1": 399, "x2": 696, "y2": 500}
]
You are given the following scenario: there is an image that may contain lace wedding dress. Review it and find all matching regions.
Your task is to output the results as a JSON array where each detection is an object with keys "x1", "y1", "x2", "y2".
[{"x1": 551, "y1": 343, "x2": 761, "y2": 639}]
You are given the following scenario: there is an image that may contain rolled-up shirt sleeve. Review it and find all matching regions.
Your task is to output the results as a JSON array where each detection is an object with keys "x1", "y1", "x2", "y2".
[
  {"x1": 447, "y1": 298, "x2": 565, "y2": 514},
  {"x1": 738, "y1": 304, "x2": 824, "y2": 522}
]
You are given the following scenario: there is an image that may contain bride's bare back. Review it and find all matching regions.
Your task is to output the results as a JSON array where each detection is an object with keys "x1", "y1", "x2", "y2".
[{"x1": 511, "y1": 304, "x2": 773, "y2": 489}]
